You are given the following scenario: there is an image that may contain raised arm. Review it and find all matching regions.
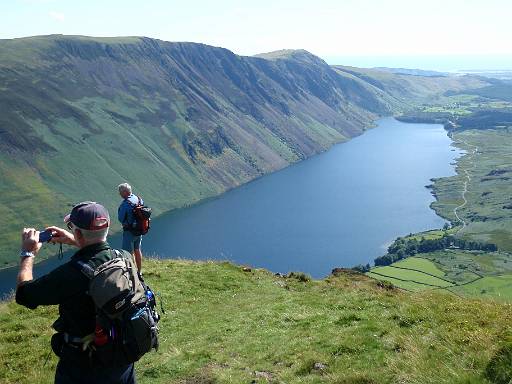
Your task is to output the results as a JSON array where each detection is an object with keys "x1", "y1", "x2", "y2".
[
  {"x1": 17, "y1": 228, "x2": 41, "y2": 287},
  {"x1": 17, "y1": 226, "x2": 77, "y2": 288},
  {"x1": 16, "y1": 226, "x2": 82, "y2": 309}
]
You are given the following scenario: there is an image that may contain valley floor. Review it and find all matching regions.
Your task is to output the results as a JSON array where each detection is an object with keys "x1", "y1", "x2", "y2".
[
  {"x1": 432, "y1": 128, "x2": 512, "y2": 251},
  {"x1": 368, "y1": 128, "x2": 512, "y2": 302},
  {"x1": 2, "y1": 259, "x2": 512, "y2": 384},
  {"x1": 368, "y1": 94, "x2": 512, "y2": 302}
]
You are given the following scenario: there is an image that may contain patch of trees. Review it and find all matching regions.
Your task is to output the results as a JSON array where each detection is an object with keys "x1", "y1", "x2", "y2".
[
  {"x1": 352, "y1": 264, "x2": 371, "y2": 273},
  {"x1": 374, "y1": 234, "x2": 498, "y2": 266},
  {"x1": 395, "y1": 112, "x2": 451, "y2": 125},
  {"x1": 457, "y1": 109, "x2": 512, "y2": 130}
]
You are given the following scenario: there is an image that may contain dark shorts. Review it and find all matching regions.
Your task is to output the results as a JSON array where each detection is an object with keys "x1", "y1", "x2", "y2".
[
  {"x1": 122, "y1": 230, "x2": 142, "y2": 252},
  {"x1": 55, "y1": 359, "x2": 136, "y2": 384}
]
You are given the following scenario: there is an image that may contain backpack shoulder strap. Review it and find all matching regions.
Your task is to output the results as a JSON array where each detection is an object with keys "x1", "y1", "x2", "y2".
[
  {"x1": 76, "y1": 260, "x2": 95, "y2": 280},
  {"x1": 112, "y1": 249, "x2": 122, "y2": 258},
  {"x1": 112, "y1": 249, "x2": 138, "y2": 271},
  {"x1": 113, "y1": 248, "x2": 132, "y2": 259},
  {"x1": 75, "y1": 248, "x2": 123, "y2": 280}
]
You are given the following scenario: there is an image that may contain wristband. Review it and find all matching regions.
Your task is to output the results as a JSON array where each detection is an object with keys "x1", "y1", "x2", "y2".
[{"x1": 20, "y1": 250, "x2": 35, "y2": 258}]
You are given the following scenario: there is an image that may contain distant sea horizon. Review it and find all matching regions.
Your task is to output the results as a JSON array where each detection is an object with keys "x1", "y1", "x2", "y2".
[{"x1": 323, "y1": 54, "x2": 512, "y2": 72}]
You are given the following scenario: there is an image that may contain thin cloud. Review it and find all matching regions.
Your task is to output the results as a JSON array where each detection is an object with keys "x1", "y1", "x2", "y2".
[{"x1": 48, "y1": 11, "x2": 65, "y2": 22}]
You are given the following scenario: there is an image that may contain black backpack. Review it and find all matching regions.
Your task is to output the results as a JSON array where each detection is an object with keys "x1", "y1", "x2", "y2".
[
  {"x1": 126, "y1": 196, "x2": 152, "y2": 236},
  {"x1": 76, "y1": 249, "x2": 160, "y2": 366}
]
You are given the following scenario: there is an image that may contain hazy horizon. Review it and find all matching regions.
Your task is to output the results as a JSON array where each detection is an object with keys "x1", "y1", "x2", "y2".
[
  {"x1": 2, "y1": 0, "x2": 511, "y2": 72},
  {"x1": 324, "y1": 54, "x2": 512, "y2": 72}
]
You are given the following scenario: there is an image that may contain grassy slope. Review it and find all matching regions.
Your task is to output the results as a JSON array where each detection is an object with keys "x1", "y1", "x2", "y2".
[{"x1": 2, "y1": 258, "x2": 512, "y2": 384}]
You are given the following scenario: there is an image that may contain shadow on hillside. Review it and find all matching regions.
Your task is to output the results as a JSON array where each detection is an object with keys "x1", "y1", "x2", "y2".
[{"x1": 486, "y1": 343, "x2": 512, "y2": 384}]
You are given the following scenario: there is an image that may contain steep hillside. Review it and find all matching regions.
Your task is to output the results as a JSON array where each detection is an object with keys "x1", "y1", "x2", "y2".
[
  {"x1": 0, "y1": 35, "x2": 488, "y2": 266},
  {"x1": 1, "y1": 259, "x2": 512, "y2": 383}
]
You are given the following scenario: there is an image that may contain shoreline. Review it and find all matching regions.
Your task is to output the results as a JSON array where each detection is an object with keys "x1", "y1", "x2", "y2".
[
  {"x1": 0, "y1": 116, "x2": 383, "y2": 272},
  {"x1": 428, "y1": 128, "x2": 468, "y2": 227},
  {"x1": 372, "y1": 122, "x2": 466, "y2": 266},
  {"x1": 0, "y1": 116, "x2": 457, "y2": 281}
]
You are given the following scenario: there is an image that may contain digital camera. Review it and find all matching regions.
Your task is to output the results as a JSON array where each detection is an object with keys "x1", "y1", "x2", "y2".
[{"x1": 38, "y1": 229, "x2": 53, "y2": 243}]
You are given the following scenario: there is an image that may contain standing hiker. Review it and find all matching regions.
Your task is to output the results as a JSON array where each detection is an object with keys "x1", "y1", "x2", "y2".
[{"x1": 118, "y1": 183, "x2": 149, "y2": 271}]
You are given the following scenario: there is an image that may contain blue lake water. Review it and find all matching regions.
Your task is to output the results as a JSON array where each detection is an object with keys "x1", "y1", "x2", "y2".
[{"x1": 0, "y1": 117, "x2": 461, "y2": 295}]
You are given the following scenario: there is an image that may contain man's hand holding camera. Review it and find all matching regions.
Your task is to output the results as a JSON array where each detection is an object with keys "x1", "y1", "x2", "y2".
[
  {"x1": 20, "y1": 228, "x2": 42, "y2": 257},
  {"x1": 47, "y1": 226, "x2": 78, "y2": 247},
  {"x1": 18, "y1": 228, "x2": 41, "y2": 286},
  {"x1": 17, "y1": 226, "x2": 78, "y2": 286},
  {"x1": 20, "y1": 226, "x2": 78, "y2": 257}
]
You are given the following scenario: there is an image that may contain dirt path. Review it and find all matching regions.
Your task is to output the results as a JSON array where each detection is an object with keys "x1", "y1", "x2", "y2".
[{"x1": 453, "y1": 139, "x2": 478, "y2": 232}]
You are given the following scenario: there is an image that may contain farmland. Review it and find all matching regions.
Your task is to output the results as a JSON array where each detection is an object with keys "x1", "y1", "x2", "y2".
[{"x1": 368, "y1": 251, "x2": 512, "y2": 302}]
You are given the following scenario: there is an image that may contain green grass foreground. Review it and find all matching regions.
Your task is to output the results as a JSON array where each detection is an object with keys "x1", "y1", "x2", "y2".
[{"x1": 2, "y1": 259, "x2": 512, "y2": 383}]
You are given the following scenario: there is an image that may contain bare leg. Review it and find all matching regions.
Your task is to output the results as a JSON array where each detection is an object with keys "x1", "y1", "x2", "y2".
[{"x1": 133, "y1": 248, "x2": 142, "y2": 272}]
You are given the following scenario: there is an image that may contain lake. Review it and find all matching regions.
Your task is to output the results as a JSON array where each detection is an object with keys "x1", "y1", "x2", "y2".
[{"x1": 0, "y1": 117, "x2": 461, "y2": 295}]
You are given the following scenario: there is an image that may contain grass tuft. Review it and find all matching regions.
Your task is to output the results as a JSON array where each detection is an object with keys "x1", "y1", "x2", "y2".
[{"x1": 285, "y1": 272, "x2": 311, "y2": 282}]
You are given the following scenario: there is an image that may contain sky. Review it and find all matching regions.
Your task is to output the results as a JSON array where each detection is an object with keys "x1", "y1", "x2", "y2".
[{"x1": 2, "y1": 0, "x2": 512, "y2": 70}]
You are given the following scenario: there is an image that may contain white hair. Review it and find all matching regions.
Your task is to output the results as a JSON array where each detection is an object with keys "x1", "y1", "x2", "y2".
[
  {"x1": 118, "y1": 183, "x2": 132, "y2": 194},
  {"x1": 80, "y1": 227, "x2": 109, "y2": 244}
]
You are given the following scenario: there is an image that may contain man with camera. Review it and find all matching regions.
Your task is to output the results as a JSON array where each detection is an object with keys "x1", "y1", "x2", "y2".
[{"x1": 15, "y1": 201, "x2": 136, "y2": 384}]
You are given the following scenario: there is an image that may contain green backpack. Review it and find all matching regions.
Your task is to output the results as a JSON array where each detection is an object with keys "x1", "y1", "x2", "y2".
[{"x1": 76, "y1": 249, "x2": 160, "y2": 366}]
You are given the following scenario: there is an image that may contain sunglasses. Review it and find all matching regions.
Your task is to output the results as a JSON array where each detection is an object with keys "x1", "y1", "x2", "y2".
[{"x1": 67, "y1": 221, "x2": 75, "y2": 231}]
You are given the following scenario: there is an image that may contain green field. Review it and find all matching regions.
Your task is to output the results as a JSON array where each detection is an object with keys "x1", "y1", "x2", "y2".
[
  {"x1": 451, "y1": 275, "x2": 512, "y2": 300},
  {"x1": 419, "y1": 94, "x2": 512, "y2": 116},
  {"x1": 367, "y1": 257, "x2": 454, "y2": 292},
  {"x1": 368, "y1": 250, "x2": 512, "y2": 303},
  {"x1": 399, "y1": 227, "x2": 459, "y2": 242},
  {"x1": 432, "y1": 128, "x2": 512, "y2": 251},
  {"x1": 394, "y1": 257, "x2": 447, "y2": 276},
  {"x1": 3, "y1": 258, "x2": 512, "y2": 384}
]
